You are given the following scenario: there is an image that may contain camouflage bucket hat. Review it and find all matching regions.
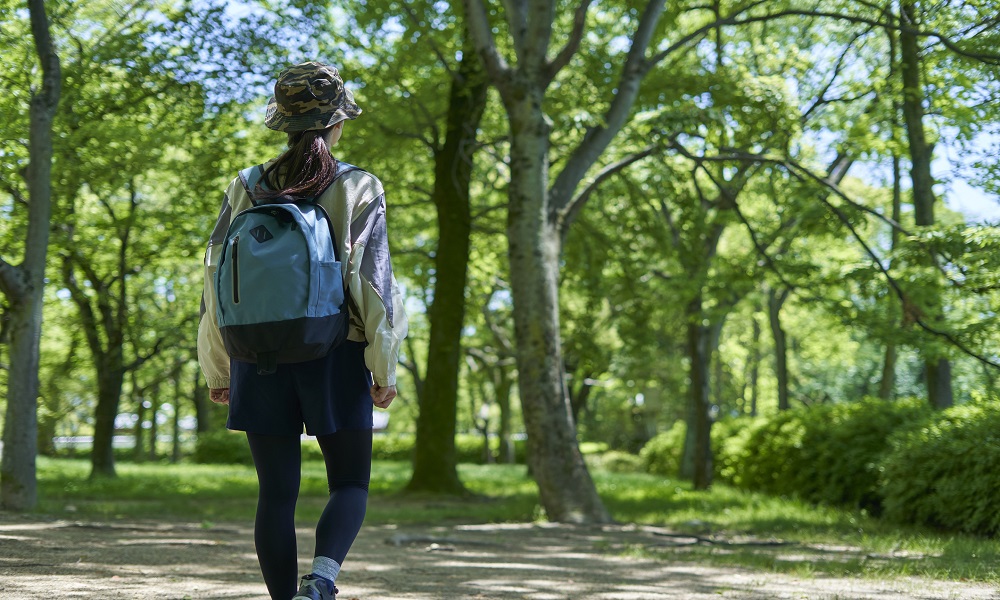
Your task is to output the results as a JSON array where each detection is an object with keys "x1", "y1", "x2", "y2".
[{"x1": 264, "y1": 62, "x2": 362, "y2": 133}]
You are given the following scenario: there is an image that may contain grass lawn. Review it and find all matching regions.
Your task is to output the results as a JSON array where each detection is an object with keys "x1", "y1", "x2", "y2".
[{"x1": 32, "y1": 457, "x2": 1000, "y2": 583}]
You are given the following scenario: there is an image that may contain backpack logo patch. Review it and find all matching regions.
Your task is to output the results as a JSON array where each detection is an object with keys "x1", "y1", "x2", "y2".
[{"x1": 250, "y1": 225, "x2": 273, "y2": 243}]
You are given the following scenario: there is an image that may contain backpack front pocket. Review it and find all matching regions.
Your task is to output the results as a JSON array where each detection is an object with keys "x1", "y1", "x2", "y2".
[
  {"x1": 231, "y1": 235, "x2": 241, "y2": 304},
  {"x1": 316, "y1": 261, "x2": 344, "y2": 315}
]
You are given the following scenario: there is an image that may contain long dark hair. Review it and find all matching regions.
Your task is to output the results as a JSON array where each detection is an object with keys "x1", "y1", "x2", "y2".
[{"x1": 254, "y1": 127, "x2": 337, "y2": 201}]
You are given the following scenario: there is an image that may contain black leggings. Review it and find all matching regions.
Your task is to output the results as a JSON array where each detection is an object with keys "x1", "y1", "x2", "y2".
[{"x1": 246, "y1": 429, "x2": 372, "y2": 600}]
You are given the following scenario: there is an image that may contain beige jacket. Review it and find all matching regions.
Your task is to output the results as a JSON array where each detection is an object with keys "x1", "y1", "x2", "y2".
[{"x1": 197, "y1": 161, "x2": 408, "y2": 389}]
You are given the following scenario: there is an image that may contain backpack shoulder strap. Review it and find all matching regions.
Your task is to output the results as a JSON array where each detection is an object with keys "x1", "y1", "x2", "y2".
[
  {"x1": 240, "y1": 161, "x2": 365, "y2": 207},
  {"x1": 238, "y1": 165, "x2": 266, "y2": 206},
  {"x1": 301, "y1": 161, "x2": 364, "y2": 206},
  {"x1": 333, "y1": 161, "x2": 362, "y2": 181}
]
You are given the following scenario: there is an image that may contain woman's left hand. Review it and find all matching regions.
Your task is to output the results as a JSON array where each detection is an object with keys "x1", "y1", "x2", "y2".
[{"x1": 371, "y1": 384, "x2": 397, "y2": 409}]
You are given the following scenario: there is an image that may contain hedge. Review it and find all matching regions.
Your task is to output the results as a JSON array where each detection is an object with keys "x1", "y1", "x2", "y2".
[
  {"x1": 880, "y1": 401, "x2": 1000, "y2": 536},
  {"x1": 720, "y1": 398, "x2": 930, "y2": 512}
]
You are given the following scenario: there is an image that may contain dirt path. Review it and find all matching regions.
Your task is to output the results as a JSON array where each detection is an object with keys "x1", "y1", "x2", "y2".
[{"x1": 1, "y1": 514, "x2": 996, "y2": 599}]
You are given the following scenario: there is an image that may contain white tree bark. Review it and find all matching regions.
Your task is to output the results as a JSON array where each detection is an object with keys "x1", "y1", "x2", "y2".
[
  {"x1": 463, "y1": 0, "x2": 670, "y2": 522},
  {"x1": 1, "y1": 0, "x2": 61, "y2": 510}
]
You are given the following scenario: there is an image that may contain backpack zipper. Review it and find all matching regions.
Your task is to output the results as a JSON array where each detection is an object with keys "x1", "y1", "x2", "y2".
[{"x1": 231, "y1": 235, "x2": 241, "y2": 304}]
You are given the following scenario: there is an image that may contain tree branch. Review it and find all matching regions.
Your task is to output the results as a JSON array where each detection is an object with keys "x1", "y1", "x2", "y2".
[
  {"x1": 0, "y1": 258, "x2": 26, "y2": 303},
  {"x1": 464, "y1": 0, "x2": 514, "y2": 93},
  {"x1": 556, "y1": 144, "x2": 658, "y2": 241},
  {"x1": 648, "y1": 5, "x2": 1000, "y2": 68},
  {"x1": 500, "y1": 0, "x2": 528, "y2": 57},
  {"x1": 0, "y1": 178, "x2": 28, "y2": 207},
  {"x1": 690, "y1": 146, "x2": 1000, "y2": 370},
  {"x1": 549, "y1": 0, "x2": 668, "y2": 219},
  {"x1": 800, "y1": 29, "x2": 871, "y2": 123},
  {"x1": 400, "y1": 1, "x2": 457, "y2": 80},
  {"x1": 124, "y1": 336, "x2": 166, "y2": 372},
  {"x1": 61, "y1": 254, "x2": 106, "y2": 357},
  {"x1": 376, "y1": 123, "x2": 437, "y2": 154},
  {"x1": 545, "y1": 0, "x2": 592, "y2": 83}
]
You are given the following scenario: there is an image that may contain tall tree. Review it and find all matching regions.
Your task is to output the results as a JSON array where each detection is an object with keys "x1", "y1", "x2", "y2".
[
  {"x1": 407, "y1": 31, "x2": 490, "y2": 494},
  {"x1": 463, "y1": 0, "x2": 681, "y2": 522},
  {"x1": 898, "y1": 0, "x2": 952, "y2": 408},
  {"x1": 0, "y1": 0, "x2": 61, "y2": 510}
]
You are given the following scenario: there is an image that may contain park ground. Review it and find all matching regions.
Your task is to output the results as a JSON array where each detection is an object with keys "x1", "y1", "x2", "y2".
[{"x1": 2, "y1": 512, "x2": 998, "y2": 599}]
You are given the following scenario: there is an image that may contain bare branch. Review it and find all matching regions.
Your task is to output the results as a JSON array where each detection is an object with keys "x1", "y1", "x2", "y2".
[{"x1": 545, "y1": 0, "x2": 592, "y2": 83}]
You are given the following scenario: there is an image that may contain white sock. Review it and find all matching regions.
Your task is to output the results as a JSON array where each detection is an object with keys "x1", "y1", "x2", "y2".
[{"x1": 312, "y1": 555, "x2": 341, "y2": 583}]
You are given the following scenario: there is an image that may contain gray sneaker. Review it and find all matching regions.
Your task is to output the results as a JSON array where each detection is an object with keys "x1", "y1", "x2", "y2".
[{"x1": 292, "y1": 574, "x2": 338, "y2": 600}]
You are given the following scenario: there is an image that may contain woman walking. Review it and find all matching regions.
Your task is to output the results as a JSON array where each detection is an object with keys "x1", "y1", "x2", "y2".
[{"x1": 197, "y1": 62, "x2": 407, "y2": 600}]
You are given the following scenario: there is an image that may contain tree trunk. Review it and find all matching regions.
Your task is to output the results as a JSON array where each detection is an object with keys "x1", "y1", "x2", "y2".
[
  {"x1": 505, "y1": 93, "x2": 609, "y2": 523},
  {"x1": 406, "y1": 36, "x2": 488, "y2": 495},
  {"x1": 132, "y1": 371, "x2": 145, "y2": 461},
  {"x1": 0, "y1": 0, "x2": 61, "y2": 511},
  {"x1": 463, "y1": 0, "x2": 669, "y2": 522},
  {"x1": 172, "y1": 364, "x2": 183, "y2": 463},
  {"x1": 148, "y1": 381, "x2": 161, "y2": 461},
  {"x1": 37, "y1": 413, "x2": 58, "y2": 458},
  {"x1": 680, "y1": 295, "x2": 715, "y2": 489},
  {"x1": 879, "y1": 155, "x2": 903, "y2": 400},
  {"x1": 568, "y1": 375, "x2": 593, "y2": 426},
  {"x1": 91, "y1": 353, "x2": 126, "y2": 477},
  {"x1": 713, "y1": 329, "x2": 724, "y2": 410},
  {"x1": 495, "y1": 366, "x2": 515, "y2": 464},
  {"x1": 899, "y1": 0, "x2": 952, "y2": 409},
  {"x1": 749, "y1": 312, "x2": 761, "y2": 416},
  {"x1": 769, "y1": 287, "x2": 791, "y2": 411}
]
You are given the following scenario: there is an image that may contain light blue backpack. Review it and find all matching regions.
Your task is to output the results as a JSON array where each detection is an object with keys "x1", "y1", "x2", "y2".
[{"x1": 215, "y1": 163, "x2": 355, "y2": 374}]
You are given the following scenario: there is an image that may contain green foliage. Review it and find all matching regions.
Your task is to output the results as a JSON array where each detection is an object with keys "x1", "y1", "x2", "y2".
[
  {"x1": 586, "y1": 450, "x2": 643, "y2": 474},
  {"x1": 639, "y1": 421, "x2": 686, "y2": 476},
  {"x1": 881, "y1": 399, "x2": 1000, "y2": 536},
  {"x1": 639, "y1": 418, "x2": 753, "y2": 479},
  {"x1": 722, "y1": 398, "x2": 931, "y2": 511},
  {"x1": 192, "y1": 430, "x2": 253, "y2": 465}
]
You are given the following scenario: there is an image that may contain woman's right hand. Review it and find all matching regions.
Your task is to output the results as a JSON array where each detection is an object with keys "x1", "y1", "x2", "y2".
[{"x1": 210, "y1": 388, "x2": 230, "y2": 405}]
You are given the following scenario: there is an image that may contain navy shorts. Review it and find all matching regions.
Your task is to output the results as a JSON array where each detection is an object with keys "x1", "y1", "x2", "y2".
[{"x1": 227, "y1": 340, "x2": 374, "y2": 436}]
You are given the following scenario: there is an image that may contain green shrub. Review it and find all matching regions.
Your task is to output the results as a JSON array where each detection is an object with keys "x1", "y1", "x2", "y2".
[
  {"x1": 579, "y1": 441, "x2": 610, "y2": 455},
  {"x1": 639, "y1": 419, "x2": 752, "y2": 479},
  {"x1": 713, "y1": 416, "x2": 757, "y2": 483},
  {"x1": 881, "y1": 401, "x2": 1000, "y2": 536},
  {"x1": 639, "y1": 421, "x2": 686, "y2": 476},
  {"x1": 372, "y1": 433, "x2": 415, "y2": 461},
  {"x1": 368, "y1": 433, "x2": 526, "y2": 465},
  {"x1": 586, "y1": 450, "x2": 643, "y2": 473},
  {"x1": 724, "y1": 398, "x2": 930, "y2": 511},
  {"x1": 192, "y1": 430, "x2": 253, "y2": 465}
]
